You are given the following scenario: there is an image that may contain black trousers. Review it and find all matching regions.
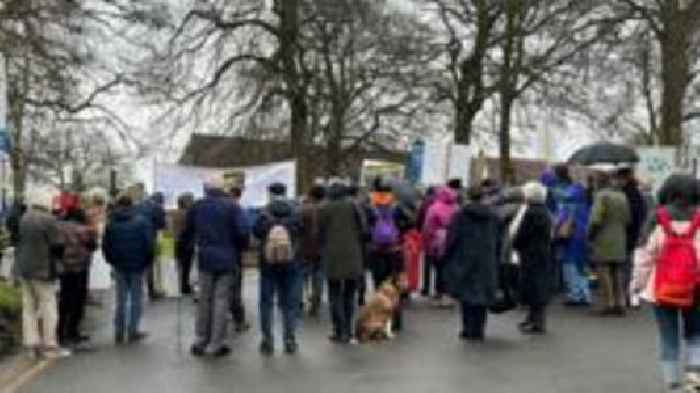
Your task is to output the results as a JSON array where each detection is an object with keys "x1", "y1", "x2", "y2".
[
  {"x1": 524, "y1": 305, "x2": 547, "y2": 330},
  {"x1": 58, "y1": 271, "x2": 88, "y2": 341},
  {"x1": 422, "y1": 255, "x2": 433, "y2": 295},
  {"x1": 230, "y1": 264, "x2": 246, "y2": 326},
  {"x1": 328, "y1": 279, "x2": 358, "y2": 339},
  {"x1": 176, "y1": 243, "x2": 194, "y2": 295},
  {"x1": 461, "y1": 302, "x2": 488, "y2": 339}
]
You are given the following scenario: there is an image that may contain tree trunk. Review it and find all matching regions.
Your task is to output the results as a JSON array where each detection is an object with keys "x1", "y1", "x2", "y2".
[
  {"x1": 658, "y1": 6, "x2": 691, "y2": 146},
  {"x1": 499, "y1": 94, "x2": 514, "y2": 184}
]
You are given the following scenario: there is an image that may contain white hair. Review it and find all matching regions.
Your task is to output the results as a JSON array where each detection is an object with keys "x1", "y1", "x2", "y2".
[{"x1": 521, "y1": 182, "x2": 548, "y2": 204}]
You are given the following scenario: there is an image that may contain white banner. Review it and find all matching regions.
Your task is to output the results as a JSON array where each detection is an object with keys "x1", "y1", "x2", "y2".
[
  {"x1": 155, "y1": 161, "x2": 296, "y2": 208},
  {"x1": 448, "y1": 144, "x2": 471, "y2": 187},
  {"x1": 420, "y1": 135, "x2": 451, "y2": 185},
  {"x1": 0, "y1": 53, "x2": 6, "y2": 128},
  {"x1": 636, "y1": 146, "x2": 677, "y2": 193}
]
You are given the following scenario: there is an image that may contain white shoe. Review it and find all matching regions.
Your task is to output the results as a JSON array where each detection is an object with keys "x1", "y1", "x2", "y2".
[{"x1": 43, "y1": 347, "x2": 72, "y2": 359}]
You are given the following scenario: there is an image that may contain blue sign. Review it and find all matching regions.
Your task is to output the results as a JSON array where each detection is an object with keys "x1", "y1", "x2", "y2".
[
  {"x1": 0, "y1": 127, "x2": 11, "y2": 154},
  {"x1": 405, "y1": 139, "x2": 425, "y2": 185}
]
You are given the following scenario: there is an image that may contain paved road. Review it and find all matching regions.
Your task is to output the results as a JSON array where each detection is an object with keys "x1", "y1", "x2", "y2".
[{"x1": 20, "y1": 275, "x2": 661, "y2": 393}]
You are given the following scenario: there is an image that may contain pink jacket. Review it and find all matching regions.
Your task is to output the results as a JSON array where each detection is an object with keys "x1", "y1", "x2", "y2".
[
  {"x1": 422, "y1": 187, "x2": 459, "y2": 257},
  {"x1": 632, "y1": 219, "x2": 700, "y2": 303}
]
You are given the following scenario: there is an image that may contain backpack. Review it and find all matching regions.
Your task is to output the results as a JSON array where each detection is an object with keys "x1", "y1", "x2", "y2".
[
  {"x1": 60, "y1": 222, "x2": 95, "y2": 273},
  {"x1": 372, "y1": 206, "x2": 399, "y2": 249},
  {"x1": 654, "y1": 208, "x2": 700, "y2": 308},
  {"x1": 264, "y1": 219, "x2": 294, "y2": 264}
]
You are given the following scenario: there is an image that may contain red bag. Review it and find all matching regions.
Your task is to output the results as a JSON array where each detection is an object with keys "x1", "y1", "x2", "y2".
[
  {"x1": 403, "y1": 230, "x2": 422, "y2": 293},
  {"x1": 654, "y1": 208, "x2": 700, "y2": 308}
]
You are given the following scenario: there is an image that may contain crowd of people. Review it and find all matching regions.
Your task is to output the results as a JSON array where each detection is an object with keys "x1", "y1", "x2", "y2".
[{"x1": 9, "y1": 163, "x2": 700, "y2": 391}]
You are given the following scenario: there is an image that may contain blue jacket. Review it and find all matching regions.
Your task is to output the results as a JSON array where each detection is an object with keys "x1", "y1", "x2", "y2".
[
  {"x1": 557, "y1": 183, "x2": 591, "y2": 268},
  {"x1": 102, "y1": 207, "x2": 154, "y2": 273},
  {"x1": 135, "y1": 197, "x2": 166, "y2": 238},
  {"x1": 253, "y1": 198, "x2": 302, "y2": 265},
  {"x1": 180, "y1": 189, "x2": 250, "y2": 273}
]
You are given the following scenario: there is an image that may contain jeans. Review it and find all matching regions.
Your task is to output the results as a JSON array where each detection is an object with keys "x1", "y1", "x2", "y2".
[
  {"x1": 461, "y1": 302, "x2": 488, "y2": 339},
  {"x1": 58, "y1": 271, "x2": 88, "y2": 342},
  {"x1": 114, "y1": 270, "x2": 145, "y2": 338},
  {"x1": 562, "y1": 262, "x2": 591, "y2": 303},
  {"x1": 328, "y1": 279, "x2": 358, "y2": 339},
  {"x1": 195, "y1": 271, "x2": 234, "y2": 351},
  {"x1": 21, "y1": 280, "x2": 59, "y2": 349},
  {"x1": 259, "y1": 263, "x2": 302, "y2": 344},
  {"x1": 654, "y1": 306, "x2": 700, "y2": 385}
]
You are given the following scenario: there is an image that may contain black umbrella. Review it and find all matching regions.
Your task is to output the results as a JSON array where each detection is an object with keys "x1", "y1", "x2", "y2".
[
  {"x1": 657, "y1": 174, "x2": 699, "y2": 205},
  {"x1": 568, "y1": 142, "x2": 639, "y2": 166}
]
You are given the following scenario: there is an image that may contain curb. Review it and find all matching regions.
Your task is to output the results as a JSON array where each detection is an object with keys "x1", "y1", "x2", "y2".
[{"x1": 0, "y1": 353, "x2": 52, "y2": 393}]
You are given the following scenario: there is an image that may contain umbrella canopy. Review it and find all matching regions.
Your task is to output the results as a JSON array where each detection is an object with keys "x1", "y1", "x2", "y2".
[
  {"x1": 657, "y1": 173, "x2": 699, "y2": 205},
  {"x1": 567, "y1": 142, "x2": 639, "y2": 166}
]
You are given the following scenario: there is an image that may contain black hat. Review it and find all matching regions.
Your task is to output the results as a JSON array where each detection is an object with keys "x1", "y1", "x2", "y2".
[{"x1": 269, "y1": 182, "x2": 287, "y2": 196}]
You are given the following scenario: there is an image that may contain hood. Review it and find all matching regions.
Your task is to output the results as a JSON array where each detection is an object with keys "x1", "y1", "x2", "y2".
[
  {"x1": 436, "y1": 187, "x2": 458, "y2": 205},
  {"x1": 268, "y1": 199, "x2": 293, "y2": 218},
  {"x1": 540, "y1": 170, "x2": 557, "y2": 188},
  {"x1": 461, "y1": 203, "x2": 494, "y2": 220},
  {"x1": 112, "y1": 207, "x2": 135, "y2": 222},
  {"x1": 205, "y1": 188, "x2": 229, "y2": 199}
]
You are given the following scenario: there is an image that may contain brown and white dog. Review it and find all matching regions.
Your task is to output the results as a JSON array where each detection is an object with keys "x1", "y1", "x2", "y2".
[{"x1": 355, "y1": 279, "x2": 402, "y2": 343}]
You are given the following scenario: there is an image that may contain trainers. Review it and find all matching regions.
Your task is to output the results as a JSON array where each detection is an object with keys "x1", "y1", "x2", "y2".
[
  {"x1": 115, "y1": 333, "x2": 125, "y2": 345},
  {"x1": 212, "y1": 346, "x2": 232, "y2": 358},
  {"x1": 128, "y1": 331, "x2": 149, "y2": 343},
  {"x1": 284, "y1": 340, "x2": 298, "y2": 355},
  {"x1": 43, "y1": 347, "x2": 72, "y2": 359},
  {"x1": 259, "y1": 340, "x2": 274, "y2": 356},
  {"x1": 191, "y1": 344, "x2": 206, "y2": 357}
]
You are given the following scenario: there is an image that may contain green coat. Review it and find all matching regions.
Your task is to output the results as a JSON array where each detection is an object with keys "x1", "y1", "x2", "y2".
[
  {"x1": 319, "y1": 199, "x2": 364, "y2": 280},
  {"x1": 588, "y1": 188, "x2": 631, "y2": 263}
]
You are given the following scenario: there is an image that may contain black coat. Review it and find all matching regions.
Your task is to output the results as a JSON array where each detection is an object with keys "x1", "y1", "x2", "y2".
[
  {"x1": 512, "y1": 203, "x2": 553, "y2": 306},
  {"x1": 443, "y1": 203, "x2": 501, "y2": 306},
  {"x1": 622, "y1": 182, "x2": 647, "y2": 253}
]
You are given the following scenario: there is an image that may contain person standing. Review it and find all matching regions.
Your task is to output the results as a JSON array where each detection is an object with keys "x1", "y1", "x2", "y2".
[
  {"x1": 348, "y1": 185, "x2": 371, "y2": 307},
  {"x1": 57, "y1": 208, "x2": 97, "y2": 347},
  {"x1": 103, "y1": 195, "x2": 154, "y2": 345},
  {"x1": 631, "y1": 184, "x2": 700, "y2": 392},
  {"x1": 417, "y1": 187, "x2": 436, "y2": 297},
  {"x1": 300, "y1": 185, "x2": 326, "y2": 317},
  {"x1": 135, "y1": 192, "x2": 166, "y2": 301},
  {"x1": 588, "y1": 170, "x2": 631, "y2": 316},
  {"x1": 319, "y1": 183, "x2": 365, "y2": 344},
  {"x1": 181, "y1": 179, "x2": 249, "y2": 357},
  {"x1": 444, "y1": 186, "x2": 501, "y2": 342},
  {"x1": 557, "y1": 183, "x2": 593, "y2": 306},
  {"x1": 617, "y1": 168, "x2": 648, "y2": 304},
  {"x1": 229, "y1": 186, "x2": 250, "y2": 333},
  {"x1": 254, "y1": 183, "x2": 303, "y2": 355},
  {"x1": 172, "y1": 193, "x2": 195, "y2": 295},
  {"x1": 511, "y1": 183, "x2": 553, "y2": 335},
  {"x1": 15, "y1": 192, "x2": 70, "y2": 359},
  {"x1": 422, "y1": 186, "x2": 459, "y2": 307}
]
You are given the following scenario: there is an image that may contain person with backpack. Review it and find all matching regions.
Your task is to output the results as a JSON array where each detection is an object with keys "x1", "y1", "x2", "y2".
[
  {"x1": 319, "y1": 183, "x2": 365, "y2": 343},
  {"x1": 254, "y1": 183, "x2": 303, "y2": 355},
  {"x1": 181, "y1": 178, "x2": 250, "y2": 357},
  {"x1": 632, "y1": 179, "x2": 700, "y2": 392},
  {"x1": 57, "y1": 207, "x2": 98, "y2": 348},
  {"x1": 300, "y1": 185, "x2": 326, "y2": 317},
  {"x1": 368, "y1": 181, "x2": 404, "y2": 332},
  {"x1": 588, "y1": 170, "x2": 631, "y2": 317},
  {"x1": 102, "y1": 195, "x2": 154, "y2": 345},
  {"x1": 422, "y1": 186, "x2": 459, "y2": 308}
]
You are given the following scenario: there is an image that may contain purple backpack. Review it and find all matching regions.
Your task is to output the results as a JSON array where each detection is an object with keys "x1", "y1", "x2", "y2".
[{"x1": 372, "y1": 206, "x2": 399, "y2": 248}]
